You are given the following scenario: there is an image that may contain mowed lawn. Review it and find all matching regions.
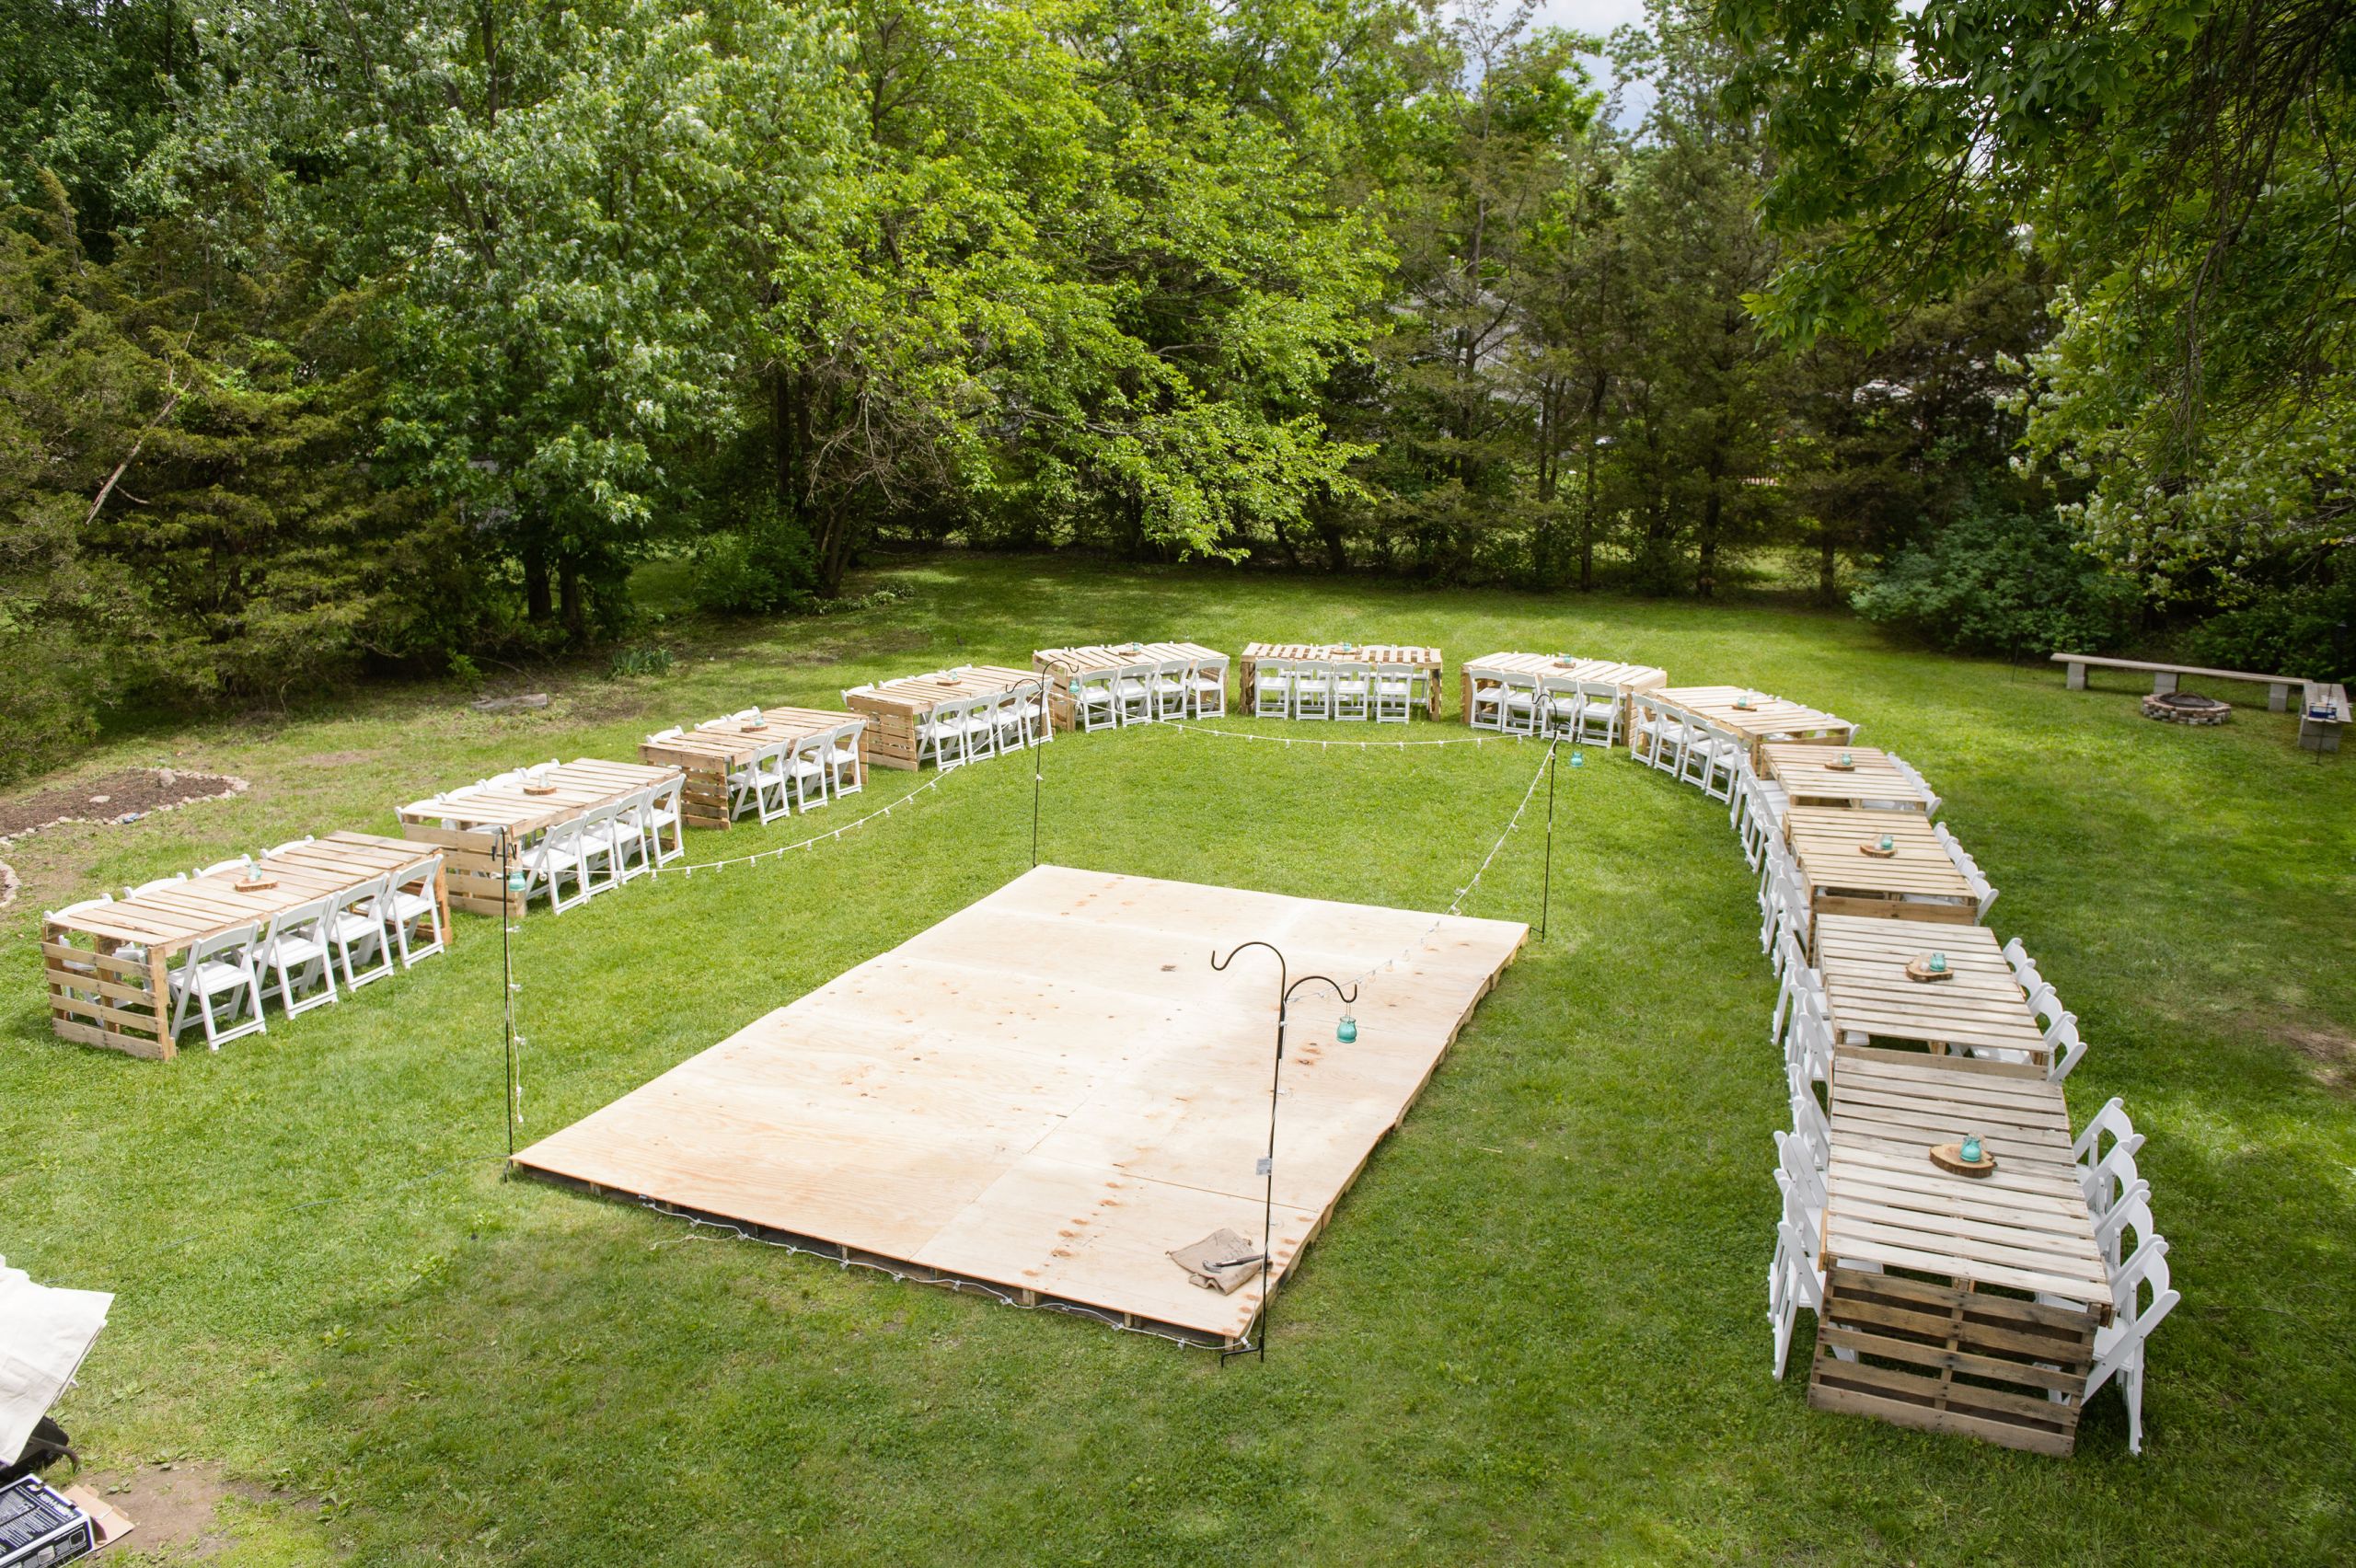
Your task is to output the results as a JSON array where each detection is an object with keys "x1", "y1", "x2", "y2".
[{"x1": 3, "y1": 556, "x2": 2352, "y2": 1565}]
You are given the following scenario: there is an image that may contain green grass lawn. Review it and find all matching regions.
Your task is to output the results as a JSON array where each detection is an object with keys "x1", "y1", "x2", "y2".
[{"x1": 4, "y1": 555, "x2": 2353, "y2": 1564}]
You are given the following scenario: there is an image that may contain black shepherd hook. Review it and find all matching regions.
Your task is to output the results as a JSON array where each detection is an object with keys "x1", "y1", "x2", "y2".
[{"x1": 1209, "y1": 940, "x2": 1359, "y2": 1362}]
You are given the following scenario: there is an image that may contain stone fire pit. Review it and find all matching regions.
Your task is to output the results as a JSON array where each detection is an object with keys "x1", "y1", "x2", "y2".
[{"x1": 2142, "y1": 690, "x2": 2232, "y2": 725}]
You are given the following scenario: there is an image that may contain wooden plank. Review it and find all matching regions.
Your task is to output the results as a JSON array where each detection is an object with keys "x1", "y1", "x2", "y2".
[{"x1": 514, "y1": 865, "x2": 1527, "y2": 1342}]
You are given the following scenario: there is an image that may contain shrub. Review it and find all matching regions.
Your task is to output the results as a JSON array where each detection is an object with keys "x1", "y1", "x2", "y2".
[
  {"x1": 2182, "y1": 576, "x2": 2356, "y2": 681},
  {"x1": 690, "y1": 504, "x2": 819, "y2": 616},
  {"x1": 1853, "y1": 504, "x2": 2138, "y2": 659},
  {"x1": 608, "y1": 646, "x2": 675, "y2": 679}
]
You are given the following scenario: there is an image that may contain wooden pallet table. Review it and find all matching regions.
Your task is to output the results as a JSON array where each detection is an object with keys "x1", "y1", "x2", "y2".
[
  {"x1": 843, "y1": 665, "x2": 1044, "y2": 771},
  {"x1": 1785, "y1": 806, "x2": 1976, "y2": 932},
  {"x1": 640, "y1": 709, "x2": 868, "y2": 830},
  {"x1": 42, "y1": 831, "x2": 440, "y2": 1059},
  {"x1": 1460, "y1": 652, "x2": 1668, "y2": 732},
  {"x1": 1640, "y1": 685, "x2": 1854, "y2": 767},
  {"x1": 398, "y1": 757, "x2": 680, "y2": 917},
  {"x1": 1240, "y1": 643, "x2": 1444, "y2": 719},
  {"x1": 1761, "y1": 743, "x2": 1933, "y2": 813},
  {"x1": 1814, "y1": 915, "x2": 2049, "y2": 1070},
  {"x1": 1811, "y1": 1046, "x2": 2112, "y2": 1455},
  {"x1": 1033, "y1": 642, "x2": 1226, "y2": 730}
]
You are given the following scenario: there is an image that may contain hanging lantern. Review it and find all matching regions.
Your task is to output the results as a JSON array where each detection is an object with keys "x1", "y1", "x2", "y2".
[
  {"x1": 1568, "y1": 750, "x2": 1585, "y2": 768},
  {"x1": 1335, "y1": 1013, "x2": 1357, "y2": 1044},
  {"x1": 506, "y1": 870, "x2": 528, "y2": 894}
]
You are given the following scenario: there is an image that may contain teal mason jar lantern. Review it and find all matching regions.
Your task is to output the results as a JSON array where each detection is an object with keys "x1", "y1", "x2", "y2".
[
  {"x1": 1960, "y1": 1134, "x2": 1984, "y2": 1165},
  {"x1": 1335, "y1": 1013, "x2": 1357, "y2": 1044}
]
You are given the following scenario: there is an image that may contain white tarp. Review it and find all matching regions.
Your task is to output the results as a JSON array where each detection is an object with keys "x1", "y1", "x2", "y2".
[{"x1": 0, "y1": 1255, "x2": 110, "y2": 1465}]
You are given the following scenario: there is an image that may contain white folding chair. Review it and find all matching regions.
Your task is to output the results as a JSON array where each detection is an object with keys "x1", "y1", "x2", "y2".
[
  {"x1": 261, "y1": 836, "x2": 316, "y2": 859},
  {"x1": 1253, "y1": 660, "x2": 1294, "y2": 719},
  {"x1": 2083, "y1": 1235, "x2": 2177, "y2": 1454},
  {"x1": 641, "y1": 774, "x2": 686, "y2": 867},
  {"x1": 260, "y1": 895, "x2": 341, "y2": 1016},
  {"x1": 646, "y1": 725, "x2": 682, "y2": 744},
  {"x1": 723, "y1": 746, "x2": 765, "y2": 822},
  {"x1": 576, "y1": 803, "x2": 630, "y2": 896},
  {"x1": 1114, "y1": 663, "x2": 1154, "y2": 724},
  {"x1": 167, "y1": 922, "x2": 267, "y2": 1049},
  {"x1": 127, "y1": 873, "x2": 190, "y2": 900},
  {"x1": 919, "y1": 700, "x2": 965, "y2": 769},
  {"x1": 195, "y1": 856, "x2": 255, "y2": 880},
  {"x1": 384, "y1": 855, "x2": 450, "y2": 964},
  {"x1": 961, "y1": 695, "x2": 1001, "y2": 761},
  {"x1": 1496, "y1": 675, "x2": 1539, "y2": 736},
  {"x1": 1888, "y1": 753, "x2": 1942, "y2": 815},
  {"x1": 1149, "y1": 659, "x2": 1190, "y2": 720},
  {"x1": 2043, "y1": 1010, "x2": 2087, "y2": 1081},
  {"x1": 1467, "y1": 674, "x2": 1506, "y2": 732},
  {"x1": 1293, "y1": 661, "x2": 1334, "y2": 721},
  {"x1": 1372, "y1": 666, "x2": 1413, "y2": 724},
  {"x1": 1073, "y1": 672, "x2": 1121, "y2": 732},
  {"x1": 786, "y1": 735, "x2": 831, "y2": 812},
  {"x1": 518, "y1": 822, "x2": 591, "y2": 916},
  {"x1": 604, "y1": 791, "x2": 654, "y2": 885},
  {"x1": 1331, "y1": 661, "x2": 1371, "y2": 721},
  {"x1": 321, "y1": 875, "x2": 395, "y2": 985},
  {"x1": 1188, "y1": 658, "x2": 1229, "y2": 718},
  {"x1": 750, "y1": 741, "x2": 796, "y2": 821},
  {"x1": 826, "y1": 723, "x2": 865, "y2": 800}
]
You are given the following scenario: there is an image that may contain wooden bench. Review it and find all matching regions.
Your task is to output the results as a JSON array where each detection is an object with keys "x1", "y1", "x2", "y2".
[
  {"x1": 2051, "y1": 653, "x2": 2305, "y2": 711},
  {"x1": 2302, "y1": 683, "x2": 2348, "y2": 753}
]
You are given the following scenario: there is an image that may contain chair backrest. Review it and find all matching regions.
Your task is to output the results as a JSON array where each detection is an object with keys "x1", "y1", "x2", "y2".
[
  {"x1": 2084, "y1": 1134, "x2": 2145, "y2": 1210},
  {"x1": 262, "y1": 836, "x2": 316, "y2": 859},
  {"x1": 1578, "y1": 680, "x2": 1620, "y2": 705},
  {"x1": 129, "y1": 873, "x2": 190, "y2": 899},
  {"x1": 198, "y1": 857, "x2": 255, "y2": 880},
  {"x1": 189, "y1": 921, "x2": 260, "y2": 967},
  {"x1": 1775, "y1": 1128, "x2": 1826, "y2": 1215},
  {"x1": 391, "y1": 854, "x2": 442, "y2": 898},
  {"x1": 2072, "y1": 1096, "x2": 2135, "y2": 1165},
  {"x1": 336, "y1": 872, "x2": 388, "y2": 918},
  {"x1": 2092, "y1": 1182, "x2": 2153, "y2": 1256},
  {"x1": 52, "y1": 894, "x2": 117, "y2": 921},
  {"x1": 1775, "y1": 1219, "x2": 1824, "y2": 1302},
  {"x1": 266, "y1": 893, "x2": 338, "y2": 951},
  {"x1": 648, "y1": 725, "x2": 682, "y2": 743},
  {"x1": 830, "y1": 721, "x2": 863, "y2": 752}
]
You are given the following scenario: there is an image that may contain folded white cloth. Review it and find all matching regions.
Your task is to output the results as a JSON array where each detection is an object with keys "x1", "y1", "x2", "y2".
[{"x1": 0, "y1": 1254, "x2": 111, "y2": 1465}]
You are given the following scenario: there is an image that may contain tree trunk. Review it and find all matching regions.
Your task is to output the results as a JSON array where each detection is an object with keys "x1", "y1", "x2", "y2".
[
  {"x1": 1698, "y1": 487, "x2": 1721, "y2": 599},
  {"x1": 559, "y1": 556, "x2": 585, "y2": 641},
  {"x1": 524, "y1": 543, "x2": 552, "y2": 624},
  {"x1": 1819, "y1": 534, "x2": 1840, "y2": 605}
]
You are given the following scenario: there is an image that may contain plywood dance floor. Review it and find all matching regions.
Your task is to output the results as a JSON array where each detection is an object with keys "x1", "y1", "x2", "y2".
[{"x1": 514, "y1": 865, "x2": 1527, "y2": 1343}]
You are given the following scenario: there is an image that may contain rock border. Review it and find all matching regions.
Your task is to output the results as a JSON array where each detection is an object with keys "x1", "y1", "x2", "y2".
[
  {"x1": 0, "y1": 860, "x2": 16, "y2": 911},
  {"x1": 0, "y1": 769, "x2": 251, "y2": 850}
]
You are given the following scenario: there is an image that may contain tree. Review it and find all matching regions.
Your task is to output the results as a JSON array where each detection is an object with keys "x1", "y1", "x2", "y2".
[{"x1": 1720, "y1": 0, "x2": 2356, "y2": 601}]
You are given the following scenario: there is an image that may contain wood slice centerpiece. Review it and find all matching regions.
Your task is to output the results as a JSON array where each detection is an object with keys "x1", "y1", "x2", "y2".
[
  {"x1": 1858, "y1": 841, "x2": 1897, "y2": 859},
  {"x1": 1903, "y1": 956, "x2": 1955, "y2": 983},
  {"x1": 1929, "y1": 1141, "x2": 1997, "y2": 1177},
  {"x1": 522, "y1": 783, "x2": 560, "y2": 797},
  {"x1": 233, "y1": 877, "x2": 278, "y2": 894},
  {"x1": 1824, "y1": 756, "x2": 1857, "y2": 772}
]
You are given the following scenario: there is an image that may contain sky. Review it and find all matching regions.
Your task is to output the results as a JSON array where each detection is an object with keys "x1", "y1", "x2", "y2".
[{"x1": 1530, "y1": 0, "x2": 1659, "y2": 127}]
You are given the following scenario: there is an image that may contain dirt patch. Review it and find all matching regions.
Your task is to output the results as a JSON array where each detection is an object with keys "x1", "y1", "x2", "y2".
[
  {"x1": 86, "y1": 1459, "x2": 240, "y2": 1558},
  {"x1": 2278, "y1": 1021, "x2": 2356, "y2": 1094},
  {"x1": 0, "y1": 768, "x2": 247, "y2": 845}
]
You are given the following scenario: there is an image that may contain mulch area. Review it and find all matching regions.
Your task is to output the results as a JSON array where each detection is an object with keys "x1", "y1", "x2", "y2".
[{"x1": 0, "y1": 767, "x2": 243, "y2": 843}]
